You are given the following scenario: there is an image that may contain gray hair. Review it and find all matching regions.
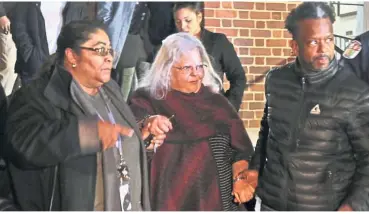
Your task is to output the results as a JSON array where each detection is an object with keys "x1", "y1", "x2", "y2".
[{"x1": 138, "y1": 32, "x2": 222, "y2": 100}]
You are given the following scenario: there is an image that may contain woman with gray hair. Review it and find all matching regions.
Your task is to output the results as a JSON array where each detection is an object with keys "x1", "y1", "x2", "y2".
[{"x1": 129, "y1": 32, "x2": 257, "y2": 211}]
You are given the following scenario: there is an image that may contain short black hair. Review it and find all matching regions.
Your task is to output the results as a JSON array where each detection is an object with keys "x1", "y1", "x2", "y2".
[
  {"x1": 56, "y1": 20, "x2": 107, "y2": 61},
  {"x1": 285, "y1": 2, "x2": 335, "y2": 39}
]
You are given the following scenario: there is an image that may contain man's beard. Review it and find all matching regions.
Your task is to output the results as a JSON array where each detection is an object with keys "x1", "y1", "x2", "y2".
[{"x1": 299, "y1": 54, "x2": 334, "y2": 72}]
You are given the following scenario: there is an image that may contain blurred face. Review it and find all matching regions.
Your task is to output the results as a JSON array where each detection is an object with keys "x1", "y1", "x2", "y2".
[
  {"x1": 171, "y1": 49, "x2": 205, "y2": 93},
  {"x1": 67, "y1": 29, "x2": 113, "y2": 89},
  {"x1": 174, "y1": 8, "x2": 202, "y2": 37},
  {"x1": 291, "y1": 18, "x2": 335, "y2": 71}
]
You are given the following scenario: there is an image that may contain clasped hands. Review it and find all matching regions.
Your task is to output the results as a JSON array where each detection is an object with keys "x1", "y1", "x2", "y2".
[
  {"x1": 232, "y1": 169, "x2": 259, "y2": 204},
  {"x1": 97, "y1": 115, "x2": 172, "y2": 150}
]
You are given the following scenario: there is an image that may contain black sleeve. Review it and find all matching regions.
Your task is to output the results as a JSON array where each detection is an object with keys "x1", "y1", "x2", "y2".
[
  {"x1": 219, "y1": 34, "x2": 246, "y2": 112},
  {"x1": 0, "y1": 3, "x2": 5, "y2": 17},
  {"x1": 249, "y1": 101, "x2": 269, "y2": 174},
  {"x1": 342, "y1": 89, "x2": 369, "y2": 211},
  {"x1": 0, "y1": 85, "x2": 6, "y2": 159},
  {"x1": 5, "y1": 86, "x2": 101, "y2": 169},
  {"x1": 10, "y1": 3, "x2": 34, "y2": 63}
]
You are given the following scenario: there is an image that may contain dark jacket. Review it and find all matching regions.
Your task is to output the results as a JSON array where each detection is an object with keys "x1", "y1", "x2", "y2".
[
  {"x1": 0, "y1": 84, "x2": 10, "y2": 199},
  {"x1": 146, "y1": 2, "x2": 176, "y2": 47},
  {"x1": 341, "y1": 31, "x2": 369, "y2": 84},
  {"x1": 250, "y1": 59, "x2": 369, "y2": 211},
  {"x1": 10, "y1": 2, "x2": 91, "y2": 82},
  {"x1": 0, "y1": 2, "x2": 16, "y2": 18},
  {"x1": 4, "y1": 65, "x2": 151, "y2": 211},
  {"x1": 201, "y1": 29, "x2": 246, "y2": 111}
]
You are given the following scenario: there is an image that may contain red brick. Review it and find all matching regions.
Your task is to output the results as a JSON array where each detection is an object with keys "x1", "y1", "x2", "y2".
[
  {"x1": 255, "y1": 57, "x2": 265, "y2": 65},
  {"x1": 205, "y1": 18, "x2": 221, "y2": 27},
  {"x1": 283, "y1": 30, "x2": 293, "y2": 38},
  {"x1": 283, "y1": 48, "x2": 292, "y2": 56},
  {"x1": 243, "y1": 93, "x2": 253, "y2": 101},
  {"x1": 255, "y1": 93, "x2": 265, "y2": 101},
  {"x1": 271, "y1": 12, "x2": 282, "y2": 20},
  {"x1": 234, "y1": 20, "x2": 254, "y2": 28},
  {"x1": 273, "y1": 30, "x2": 282, "y2": 38},
  {"x1": 272, "y1": 48, "x2": 282, "y2": 56},
  {"x1": 255, "y1": 3, "x2": 265, "y2": 10},
  {"x1": 205, "y1": 9, "x2": 215, "y2": 18},
  {"x1": 250, "y1": 66, "x2": 270, "y2": 74},
  {"x1": 282, "y1": 12, "x2": 289, "y2": 20},
  {"x1": 222, "y1": 2, "x2": 233, "y2": 9},
  {"x1": 246, "y1": 75, "x2": 254, "y2": 82},
  {"x1": 249, "y1": 84, "x2": 265, "y2": 92},
  {"x1": 256, "y1": 21, "x2": 265, "y2": 28},
  {"x1": 240, "y1": 57, "x2": 254, "y2": 64},
  {"x1": 266, "y1": 3, "x2": 287, "y2": 11},
  {"x1": 266, "y1": 58, "x2": 287, "y2": 66},
  {"x1": 288, "y1": 3, "x2": 299, "y2": 11},
  {"x1": 205, "y1": 2, "x2": 220, "y2": 8},
  {"x1": 253, "y1": 75, "x2": 266, "y2": 84},
  {"x1": 234, "y1": 2, "x2": 254, "y2": 10},
  {"x1": 243, "y1": 66, "x2": 249, "y2": 73},
  {"x1": 234, "y1": 38, "x2": 253, "y2": 47},
  {"x1": 222, "y1": 19, "x2": 232, "y2": 27},
  {"x1": 266, "y1": 39, "x2": 287, "y2": 47},
  {"x1": 266, "y1": 21, "x2": 285, "y2": 29},
  {"x1": 240, "y1": 29, "x2": 249, "y2": 37},
  {"x1": 249, "y1": 120, "x2": 261, "y2": 128},
  {"x1": 243, "y1": 120, "x2": 249, "y2": 128},
  {"x1": 250, "y1": 48, "x2": 271, "y2": 56},
  {"x1": 251, "y1": 30, "x2": 271, "y2": 38},
  {"x1": 239, "y1": 11, "x2": 249, "y2": 19},
  {"x1": 240, "y1": 111, "x2": 255, "y2": 119},
  {"x1": 255, "y1": 110, "x2": 264, "y2": 118},
  {"x1": 250, "y1": 11, "x2": 271, "y2": 19},
  {"x1": 216, "y1": 28, "x2": 238, "y2": 37},
  {"x1": 249, "y1": 102, "x2": 265, "y2": 110},
  {"x1": 215, "y1": 10, "x2": 237, "y2": 18},
  {"x1": 240, "y1": 48, "x2": 249, "y2": 55},
  {"x1": 255, "y1": 39, "x2": 264, "y2": 47}
]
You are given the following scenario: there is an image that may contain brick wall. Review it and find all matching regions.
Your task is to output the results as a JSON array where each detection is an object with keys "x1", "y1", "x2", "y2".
[{"x1": 204, "y1": 2, "x2": 300, "y2": 129}]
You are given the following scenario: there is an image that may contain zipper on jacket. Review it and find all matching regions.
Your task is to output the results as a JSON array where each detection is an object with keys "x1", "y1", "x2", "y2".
[{"x1": 283, "y1": 77, "x2": 306, "y2": 210}]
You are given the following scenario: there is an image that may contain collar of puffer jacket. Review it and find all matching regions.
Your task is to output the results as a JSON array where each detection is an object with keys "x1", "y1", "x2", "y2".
[{"x1": 294, "y1": 57, "x2": 339, "y2": 85}]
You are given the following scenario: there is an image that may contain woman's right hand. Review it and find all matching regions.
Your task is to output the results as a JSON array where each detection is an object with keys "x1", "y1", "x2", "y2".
[{"x1": 97, "y1": 120, "x2": 134, "y2": 150}]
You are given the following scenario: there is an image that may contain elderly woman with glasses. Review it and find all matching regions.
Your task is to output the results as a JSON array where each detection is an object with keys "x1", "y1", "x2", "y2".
[
  {"x1": 4, "y1": 20, "x2": 169, "y2": 211},
  {"x1": 129, "y1": 32, "x2": 257, "y2": 211}
]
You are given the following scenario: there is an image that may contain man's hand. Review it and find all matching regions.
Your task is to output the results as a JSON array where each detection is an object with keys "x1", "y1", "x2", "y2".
[
  {"x1": 0, "y1": 16, "x2": 10, "y2": 34},
  {"x1": 232, "y1": 170, "x2": 259, "y2": 203},
  {"x1": 97, "y1": 120, "x2": 134, "y2": 150},
  {"x1": 338, "y1": 204, "x2": 353, "y2": 211}
]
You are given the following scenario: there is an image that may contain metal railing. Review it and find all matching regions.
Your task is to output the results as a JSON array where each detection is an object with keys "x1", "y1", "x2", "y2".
[{"x1": 334, "y1": 34, "x2": 353, "y2": 54}]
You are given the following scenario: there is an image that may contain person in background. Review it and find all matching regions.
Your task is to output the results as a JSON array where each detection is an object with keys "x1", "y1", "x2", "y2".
[
  {"x1": 129, "y1": 32, "x2": 257, "y2": 211},
  {"x1": 250, "y1": 2, "x2": 369, "y2": 211},
  {"x1": 0, "y1": 2, "x2": 17, "y2": 96},
  {"x1": 341, "y1": 31, "x2": 369, "y2": 84},
  {"x1": 4, "y1": 20, "x2": 169, "y2": 211},
  {"x1": 173, "y1": 2, "x2": 246, "y2": 112},
  {"x1": 11, "y1": 2, "x2": 92, "y2": 85},
  {"x1": 97, "y1": 2, "x2": 151, "y2": 101}
]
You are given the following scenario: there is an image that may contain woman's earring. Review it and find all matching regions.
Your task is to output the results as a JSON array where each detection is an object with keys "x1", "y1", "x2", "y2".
[{"x1": 72, "y1": 63, "x2": 77, "y2": 68}]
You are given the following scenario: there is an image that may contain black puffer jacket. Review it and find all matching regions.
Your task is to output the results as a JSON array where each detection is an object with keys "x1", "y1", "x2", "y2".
[{"x1": 250, "y1": 58, "x2": 369, "y2": 211}]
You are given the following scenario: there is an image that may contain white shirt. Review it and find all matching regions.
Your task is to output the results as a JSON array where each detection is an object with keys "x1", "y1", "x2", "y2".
[{"x1": 40, "y1": 1, "x2": 66, "y2": 55}]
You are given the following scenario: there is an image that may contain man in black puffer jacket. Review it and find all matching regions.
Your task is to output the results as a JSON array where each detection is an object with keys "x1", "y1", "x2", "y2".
[{"x1": 250, "y1": 2, "x2": 369, "y2": 211}]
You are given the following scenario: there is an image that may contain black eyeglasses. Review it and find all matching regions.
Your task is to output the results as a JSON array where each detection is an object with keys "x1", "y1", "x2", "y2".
[
  {"x1": 79, "y1": 46, "x2": 114, "y2": 57},
  {"x1": 173, "y1": 64, "x2": 207, "y2": 73}
]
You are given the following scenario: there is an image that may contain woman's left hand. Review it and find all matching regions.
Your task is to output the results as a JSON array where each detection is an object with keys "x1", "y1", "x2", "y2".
[{"x1": 232, "y1": 170, "x2": 258, "y2": 204}]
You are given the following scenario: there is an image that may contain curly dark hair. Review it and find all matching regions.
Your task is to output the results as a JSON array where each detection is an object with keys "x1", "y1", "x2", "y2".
[{"x1": 285, "y1": 2, "x2": 336, "y2": 39}]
